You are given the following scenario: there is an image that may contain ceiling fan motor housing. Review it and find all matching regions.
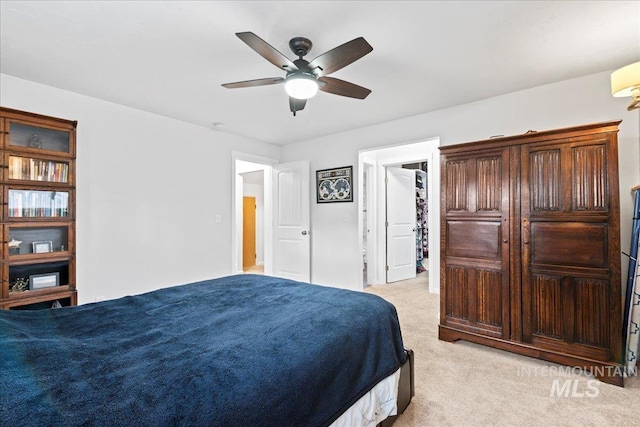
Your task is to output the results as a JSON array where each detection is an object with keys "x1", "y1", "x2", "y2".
[{"x1": 289, "y1": 37, "x2": 312, "y2": 58}]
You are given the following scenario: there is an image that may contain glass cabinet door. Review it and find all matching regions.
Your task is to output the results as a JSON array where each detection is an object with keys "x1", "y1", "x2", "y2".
[
  {"x1": 7, "y1": 224, "x2": 71, "y2": 256},
  {"x1": 7, "y1": 154, "x2": 71, "y2": 184},
  {"x1": 7, "y1": 122, "x2": 72, "y2": 155},
  {"x1": 7, "y1": 189, "x2": 70, "y2": 218},
  {"x1": 9, "y1": 260, "x2": 70, "y2": 294}
]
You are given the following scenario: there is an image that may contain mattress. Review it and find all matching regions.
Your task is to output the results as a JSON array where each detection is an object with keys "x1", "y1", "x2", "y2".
[{"x1": 331, "y1": 368, "x2": 401, "y2": 427}]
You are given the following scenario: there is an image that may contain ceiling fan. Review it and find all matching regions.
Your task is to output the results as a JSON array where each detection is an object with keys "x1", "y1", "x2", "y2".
[{"x1": 221, "y1": 32, "x2": 373, "y2": 116}]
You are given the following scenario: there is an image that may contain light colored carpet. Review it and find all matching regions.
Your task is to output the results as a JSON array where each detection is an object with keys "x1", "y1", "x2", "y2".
[
  {"x1": 366, "y1": 273, "x2": 640, "y2": 427},
  {"x1": 243, "y1": 265, "x2": 264, "y2": 274}
]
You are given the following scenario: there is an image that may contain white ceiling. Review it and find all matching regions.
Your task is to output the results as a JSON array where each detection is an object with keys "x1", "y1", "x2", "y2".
[{"x1": 1, "y1": 1, "x2": 638, "y2": 146}]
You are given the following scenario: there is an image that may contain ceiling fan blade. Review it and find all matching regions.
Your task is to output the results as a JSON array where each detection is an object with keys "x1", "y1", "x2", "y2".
[
  {"x1": 318, "y1": 76, "x2": 371, "y2": 99},
  {"x1": 289, "y1": 97, "x2": 307, "y2": 116},
  {"x1": 236, "y1": 32, "x2": 298, "y2": 72},
  {"x1": 308, "y1": 37, "x2": 373, "y2": 77},
  {"x1": 222, "y1": 77, "x2": 284, "y2": 89}
]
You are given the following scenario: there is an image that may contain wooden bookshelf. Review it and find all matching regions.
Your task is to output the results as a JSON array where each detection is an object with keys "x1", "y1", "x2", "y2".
[{"x1": 0, "y1": 107, "x2": 77, "y2": 310}]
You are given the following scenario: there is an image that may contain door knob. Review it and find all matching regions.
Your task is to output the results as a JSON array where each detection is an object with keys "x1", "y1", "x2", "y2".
[{"x1": 301, "y1": 230, "x2": 308, "y2": 235}]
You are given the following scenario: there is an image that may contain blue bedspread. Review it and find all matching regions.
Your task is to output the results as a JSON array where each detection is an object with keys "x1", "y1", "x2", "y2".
[{"x1": 1, "y1": 274, "x2": 406, "y2": 426}]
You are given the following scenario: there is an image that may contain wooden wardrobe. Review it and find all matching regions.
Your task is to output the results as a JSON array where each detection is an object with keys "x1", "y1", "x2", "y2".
[{"x1": 439, "y1": 121, "x2": 624, "y2": 385}]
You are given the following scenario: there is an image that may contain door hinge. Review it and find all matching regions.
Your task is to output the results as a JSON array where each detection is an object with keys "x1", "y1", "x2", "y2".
[
  {"x1": 385, "y1": 221, "x2": 388, "y2": 227},
  {"x1": 386, "y1": 265, "x2": 389, "y2": 271}
]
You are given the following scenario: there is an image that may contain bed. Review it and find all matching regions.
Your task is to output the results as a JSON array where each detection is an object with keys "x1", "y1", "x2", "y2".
[{"x1": 1, "y1": 274, "x2": 414, "y2": 426}]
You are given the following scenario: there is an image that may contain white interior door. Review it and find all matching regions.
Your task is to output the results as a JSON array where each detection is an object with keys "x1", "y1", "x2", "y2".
[
  {"x1": 386, "y1": 167, "x2": 417, "y2": 283},
  {"x1": 272, "y1": 161, "x2": 311, "y2": 282}
]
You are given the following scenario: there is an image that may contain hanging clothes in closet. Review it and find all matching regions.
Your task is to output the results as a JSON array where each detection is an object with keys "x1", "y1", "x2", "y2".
[{"x1": 416, "y1": 170, "x2": 428, "y2": 272}]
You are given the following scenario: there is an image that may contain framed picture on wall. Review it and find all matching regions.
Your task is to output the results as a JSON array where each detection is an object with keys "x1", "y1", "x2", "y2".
[{"x1": 316, "y1": 166, "x2": 353, "y2": 203}]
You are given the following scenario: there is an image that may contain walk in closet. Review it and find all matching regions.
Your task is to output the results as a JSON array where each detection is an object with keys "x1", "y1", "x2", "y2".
[{"x1": 402, "y1": 163, "x2": 429, "y2": 273}]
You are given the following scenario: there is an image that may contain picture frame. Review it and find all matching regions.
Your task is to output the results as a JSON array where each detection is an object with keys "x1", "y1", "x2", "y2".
[
  {"x1": 29, "y1": 272, "x2": 60, "y2": 290},
  {"x1": 32, "y1": 240, "x2": 53, "y2": 254},
  {"x1": 316, "y1": 166, "x2": 353, "y2": 203}
]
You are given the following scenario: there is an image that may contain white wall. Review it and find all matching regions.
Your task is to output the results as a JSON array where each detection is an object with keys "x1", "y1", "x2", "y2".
[
  {"x1": 282, "y1": 70, "x2": 640, "y2": 292},
  {"x1": 2, "y1": 70, "x2": 637, "y2": 300},
  {"x1": 0, "y1": 74, "x2": 281, "y2": 304}
]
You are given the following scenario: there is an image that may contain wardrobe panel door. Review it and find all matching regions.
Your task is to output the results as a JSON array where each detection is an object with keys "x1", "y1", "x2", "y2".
[
  {"x1": 440, "y1": 147, "x2": 511, "y2": 338},
  {"x1": 520, "y1": 134, "x2": 621, "y2": 363}
]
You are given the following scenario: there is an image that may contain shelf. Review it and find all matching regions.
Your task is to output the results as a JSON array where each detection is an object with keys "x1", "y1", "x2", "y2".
[
  {"x1": 6, "y1": 154, "x2": 71, "y2": 184},
  {"x1": 8, "y1": 252, "x2": 72, "y2": 265},
  {"x1": 3, "y1": 288, "x2": 76, "y2": 310},
  {"x1": 6, "y1": 188, "x2": 71, "y2": 218},
  {"x1": 1, "y1": 107, "x2": 77, "y2": 309},
  {"x1": 7, "y1": 284, "x2": 74, "y2": 299},
  {"x1": 6, "y1": 222, "x2": 73, "y2": 256}
]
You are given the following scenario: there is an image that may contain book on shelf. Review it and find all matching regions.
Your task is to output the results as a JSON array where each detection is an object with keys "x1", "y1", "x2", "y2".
[
  {"x1": 8, "y1": 190, "x2": 69, "y2": 217},
  {"x1": 9, "y1": 156, "x2": 69, "y2": 183}
]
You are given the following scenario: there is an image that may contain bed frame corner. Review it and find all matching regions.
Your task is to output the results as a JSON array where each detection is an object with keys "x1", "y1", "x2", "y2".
[{"x1": 379, "y1": 348, "x2": 415, "y2": 427}]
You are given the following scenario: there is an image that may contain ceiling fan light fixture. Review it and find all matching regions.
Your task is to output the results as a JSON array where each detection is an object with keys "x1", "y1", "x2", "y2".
[{"x1": 285, "y1": 73, "x2": 319, "y2": 100}]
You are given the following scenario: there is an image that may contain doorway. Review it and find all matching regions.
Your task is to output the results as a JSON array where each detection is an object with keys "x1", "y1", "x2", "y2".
[
  {"x1": 385, "y1": 166, "x2": 417, "y2": 283},
  {"x1": 240, "y1": 172, "x2": 264, "y2": 273},
  {"x1": 358, "y1": 138, "x2": 440, "y2": 293},
  {"x1": 232, "y1": 154, "x2": 275, "y2": 276},
  {"x1": 232, "y1": 154, "x2": 311, "y2": 281},
  {"x1": 242, "y1": 196, "x2": 257, "y2": 270},
  {"x1": 401, "y1": 162, "x2": 429, "y2": 276}
]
